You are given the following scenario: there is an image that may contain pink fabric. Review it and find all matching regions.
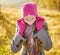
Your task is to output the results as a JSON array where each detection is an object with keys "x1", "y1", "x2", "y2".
[
  {"x1": 17, "y1": 3, "x2": 45, "y2": 36},
  {"x1": 17, "y1": 18, "x2": 26, "y2": 36},
  {"x1": 22, "y1": 3, "x2": 38, "y2": 17},
  {"x1": 17, "y1": 17, "x2": 45, "y2": 36},
  {"x1": 35, "y1": 16, "x2": 45, "y2": 31}
]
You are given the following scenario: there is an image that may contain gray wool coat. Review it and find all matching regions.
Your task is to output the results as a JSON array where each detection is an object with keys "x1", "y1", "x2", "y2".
[{"x1": 11, "y1": 22, "x2": 52, "y2": 55}]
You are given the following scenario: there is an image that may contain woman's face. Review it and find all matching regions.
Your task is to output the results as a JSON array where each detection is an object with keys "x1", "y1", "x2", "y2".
[{"x1": 24, "y1": 15, "x2": 36, "y2": 25}]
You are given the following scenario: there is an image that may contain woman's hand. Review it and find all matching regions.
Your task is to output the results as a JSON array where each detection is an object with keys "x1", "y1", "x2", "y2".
[
  {"x1": 25, "y1": 26, "x2": 34, "y2": 46},
  {"x1": 25, "y1": 26, "x2": 33, "y2": 38}
]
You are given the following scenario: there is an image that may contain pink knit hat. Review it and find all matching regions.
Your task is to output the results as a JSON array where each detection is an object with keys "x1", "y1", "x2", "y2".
[{"x1": 22, "y1": 3, "x2": 38, "y2": 17}]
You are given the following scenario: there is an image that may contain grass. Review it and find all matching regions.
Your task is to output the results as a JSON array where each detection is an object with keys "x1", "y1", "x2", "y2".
[{"x1": 0, "y1": 7, "x2": 60, "y2": 55}]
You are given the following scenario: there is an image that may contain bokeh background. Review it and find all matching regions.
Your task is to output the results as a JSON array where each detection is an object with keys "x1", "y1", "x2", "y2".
[{"x1": 0, "y1": 0, "x2": 60, "y2": 55}]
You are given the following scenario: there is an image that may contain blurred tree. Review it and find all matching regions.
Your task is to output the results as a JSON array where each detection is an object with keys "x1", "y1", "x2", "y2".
[
  {"x1": 0, "y1": 7, "x2": 20, "y2": 55},
  {"x1": 56, "y1": 0, "x2": 60, "y2": 10},
  {"x1": 31, "y1": 0, "x2": 60, "y2": 10}
]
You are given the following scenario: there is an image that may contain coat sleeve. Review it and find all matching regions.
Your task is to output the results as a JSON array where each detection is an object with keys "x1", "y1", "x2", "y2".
[
  {"x1": 33, "y1": 27, "x2": 52, "y2": 51},
  {"x1": 43, "y1": 22, "x2": 48, "y2": 31},
  {"x1": 11, "y1": 23, "x2": 26, "y2": 53}
]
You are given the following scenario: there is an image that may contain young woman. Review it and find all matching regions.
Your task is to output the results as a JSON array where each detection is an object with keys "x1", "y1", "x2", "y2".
[{"x1": 11, "y1": 3, "x2": 52, "y2": 55}]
